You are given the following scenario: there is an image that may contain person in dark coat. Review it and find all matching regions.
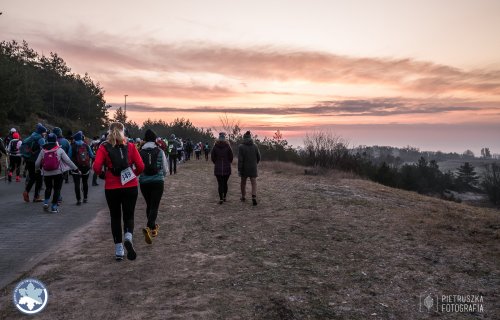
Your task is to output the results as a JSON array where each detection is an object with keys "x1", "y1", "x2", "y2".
[
  {"x1": 238, "y1": 131, "x2": 261, "y2": 206},
  {"x1": 211, "y1": 132, "x2": 233, "y2": 204}
]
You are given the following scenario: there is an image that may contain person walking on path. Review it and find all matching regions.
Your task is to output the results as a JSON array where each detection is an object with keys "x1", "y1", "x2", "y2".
[
  {"x1": 93, "y1": 122, "x2": 145, "y2": 261},
  {"x1": 204, "y1": 141, "x2": 211, "y2": 161},
  {"x1": 238, "y1": 131, "x2": 261, "y2": 206},
  {"x1": 211, "y1": 132, "x2": 233, "y2": 204},
  {"x1": 22, "y1": 123, "x2": 47, "y2": 203},
  {"x1": 7, "y1": 132, "x2": 22, "y2": 182},
  {"x1": 69, "y1": 131, "x2": 95, "y2": 205},
  {"x1": 53, "y1": 127, "x2": 71, "y2": 184},
  {"x1": 167, "y1": 134, "x2": 180, "y2": 174},
  {"x1": 35, "y1": 133, "x2": 80, "y2": 213},
  {"x1": 139, "y1": 129, "x2": 167, "y2": 245}
]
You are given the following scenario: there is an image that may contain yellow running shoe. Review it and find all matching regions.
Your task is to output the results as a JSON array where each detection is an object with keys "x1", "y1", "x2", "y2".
[
  {"x1": 151, "y1": 224, "x2": 160, "y2": 237},
  {"x1": 142, "y1": 227, "x2": 152, "y2": 244}
]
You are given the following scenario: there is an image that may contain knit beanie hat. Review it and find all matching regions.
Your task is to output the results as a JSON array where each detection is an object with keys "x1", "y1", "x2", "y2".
[
  {"x1": 144, "y1": 129, "x2": 157, "y2": 142},
  {"x1": 36, "y1": 123, "x2": 47, "y2": 134},
  {"x1": 47, "y1": 133, "x2": 57, "y2": 143},
  {"x1": 10, "y1": 128, "x2": 16, "y2": 133},
  {"x1": 13, "y1": 132, "x2": 20, "y2": 139},
  {"x1": 218, "y1": 132, "x2": 226, "y2": 141},
  {"x1": 53, "y1": 127, "x2": 63, "y2": 138},
  {"x1": 73, "y1": 131, "x2": 83, "y2": 141},
  {"x1": 243, "y1": 131, "x2": 251, "y2": 139}
]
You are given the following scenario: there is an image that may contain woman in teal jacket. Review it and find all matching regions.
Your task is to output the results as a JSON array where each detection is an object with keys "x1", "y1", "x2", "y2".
[{"x1": 139, "y1": 129, "x2": 168, "y2": 244}]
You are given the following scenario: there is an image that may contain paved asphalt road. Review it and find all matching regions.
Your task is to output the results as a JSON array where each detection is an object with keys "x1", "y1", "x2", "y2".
[{"x1": 0, "y1": 173, "x2": 107, "y2": 290}]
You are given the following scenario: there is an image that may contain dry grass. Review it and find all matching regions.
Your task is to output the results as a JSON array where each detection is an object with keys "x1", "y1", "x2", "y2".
[{"x1": 0, "y1": 160, "x2": 498, "y2": 319}]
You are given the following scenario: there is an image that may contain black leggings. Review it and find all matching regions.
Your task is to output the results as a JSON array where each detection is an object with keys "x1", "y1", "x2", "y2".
[
  {"x1": 168, "y1": 154, "x2": 177, "y2": 174},
  {"x1": 9, "y1": 156, "x2": 22, "y2": 176},
  {"x1": 25, "y1": 161, "x2": 42, "y2": 197},
  {"x1": 216, "y1": 175, "x2": 230, "y2": 200},
  {"x1": 44, "y1": 174, "x2": 63, "y2": 205},
  {"x1": 140, "y1": 182, "x2": 164, "y2": 229},
  {"x1": 105, "y1": 187, "x2": 138, "y2": 244},
  {"x1": 73, "y1": 172, "x2": 89, "y2": 201}
]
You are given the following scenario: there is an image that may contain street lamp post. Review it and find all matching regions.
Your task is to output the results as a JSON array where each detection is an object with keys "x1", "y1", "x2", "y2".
[{"x1": 124, "y1": 94, "x2": 128, "y2": 117}]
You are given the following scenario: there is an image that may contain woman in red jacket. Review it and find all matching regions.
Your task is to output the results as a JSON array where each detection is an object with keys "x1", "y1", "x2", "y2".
[{"x1": 93, "y1": 122, "x2": 145, "y2": 261}]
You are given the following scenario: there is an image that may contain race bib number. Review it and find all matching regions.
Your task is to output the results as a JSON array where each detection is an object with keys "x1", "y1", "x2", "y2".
[{"x1": 120, "y1": 167, "x2": 136, "y2": 185}]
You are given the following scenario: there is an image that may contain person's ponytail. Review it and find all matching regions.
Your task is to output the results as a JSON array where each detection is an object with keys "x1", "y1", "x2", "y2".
[{"x1": 107, "y1": 122, "x2": 126, "y2": 146}]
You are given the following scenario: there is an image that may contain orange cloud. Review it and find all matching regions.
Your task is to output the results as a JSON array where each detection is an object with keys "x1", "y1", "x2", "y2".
[{"x1": 33, "y1": 33, "x2": 500, "y2": 98}]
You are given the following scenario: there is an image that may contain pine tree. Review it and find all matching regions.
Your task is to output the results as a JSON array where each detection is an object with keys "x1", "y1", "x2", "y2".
[{"x1": 456, "y1": 162, "x2": 479, "y2": 190}]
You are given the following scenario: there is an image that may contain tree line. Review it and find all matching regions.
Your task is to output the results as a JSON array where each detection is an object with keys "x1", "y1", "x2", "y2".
[{"x1": 0, "y1": 40, "x2": 109, "y2": 136}]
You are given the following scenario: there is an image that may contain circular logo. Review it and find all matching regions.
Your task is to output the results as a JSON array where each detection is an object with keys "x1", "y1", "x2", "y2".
[{"x1": 12, "y1": 278, "x2": 49, "y2": 314}]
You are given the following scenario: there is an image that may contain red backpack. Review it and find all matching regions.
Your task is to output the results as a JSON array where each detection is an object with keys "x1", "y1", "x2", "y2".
[
  {"x1": 42, "y1": 146, "x2": 61, "y2": 171},
  {"x1": 73, "y1": 143, "x2": 91, "y2": 168}
]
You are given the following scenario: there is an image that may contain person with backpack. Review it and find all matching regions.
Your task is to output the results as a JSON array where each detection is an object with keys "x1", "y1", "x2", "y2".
[
  {"x1": 156, "y1": 137, "x2": 167, "y2": 153},
  {"x1": 53, "y1": 127, "x2": 71, "y2": 184},
  {"x1": 4, "y1": 128, "x2": 17, "y2": 147},
  {"x1": 69, "y1": 131, "x2": 95, "y2": 205},
  {"x1": 238, "y1": 131, "x2": 261, "y2": 206},
  {"x1": 22, "y1": 123, "x2": 47, "y2": 203},
  {"x1": 138, "y1": 129, "x2": 167, "y2": 244},
  {"x1": 7, "y1": 132, "x2": 23, "y2": 182},
  {"x1": 204, "y1": 141, "x2": 211, "y2": 161},
  {"x1": 93, "y1": 122, "x2": 145, "y2": 261},
  {"x1": 35, "y1": 133, "x2": 79, "y2": 213},
  {"x1": 194, "y1": 142, "x2": 202, "y2": 160},
  {"x1": 211, "y1": 133, "x2": 233, "y2": 204},
  {"x1": 167, "y1": 134, "x2": 179, "y2": 175}
]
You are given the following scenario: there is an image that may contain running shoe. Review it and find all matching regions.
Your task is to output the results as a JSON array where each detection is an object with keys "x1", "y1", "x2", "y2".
[
  {"x1": 142, "y1": 227, "x2": 152, "y2": 244},
  {"x1": 124, "y1": 232, "x2": 137, "y2": 260},
  {"x1": 115, "y1": 243, "x2": 124, "y2": 261},
  {"x1": 151, "y1": 224, "x2": 160, "y2": 237}
]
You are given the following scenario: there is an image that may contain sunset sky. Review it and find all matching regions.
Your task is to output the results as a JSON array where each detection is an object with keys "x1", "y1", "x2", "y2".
[{"x1": 1, "y1": 0, "x2": 500, "y2": 153}]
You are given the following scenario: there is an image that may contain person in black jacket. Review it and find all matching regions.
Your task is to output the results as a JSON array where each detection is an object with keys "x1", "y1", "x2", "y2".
[
  {"x1": 238, "y1": 131, "x2": 261, "y2": 206},
  {"x1": 211, "y1": 132, "x2": 233, "y2": 204}
]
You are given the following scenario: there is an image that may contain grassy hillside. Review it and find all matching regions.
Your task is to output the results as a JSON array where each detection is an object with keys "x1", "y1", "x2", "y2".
[{"x1": 0, "y1": 160, "x2": 498, "y2": 319}]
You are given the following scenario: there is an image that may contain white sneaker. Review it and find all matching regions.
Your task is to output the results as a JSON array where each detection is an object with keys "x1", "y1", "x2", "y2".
[
  {"x1": 115, "y1": 243, "x2": 124, "y2": 261},
  {"x1": 123, "y1": 232, "x2": 137, "y2": 260}
]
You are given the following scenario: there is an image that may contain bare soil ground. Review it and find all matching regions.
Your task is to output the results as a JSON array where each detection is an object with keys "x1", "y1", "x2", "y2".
[{"x1": 1, "y1": 160, "x2": 499, "y2": 319}]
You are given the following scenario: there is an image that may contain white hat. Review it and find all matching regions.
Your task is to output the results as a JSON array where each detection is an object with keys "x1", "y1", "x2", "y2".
[{"x1": 10, "y1": 128, "x2": 16, "y2": 133}]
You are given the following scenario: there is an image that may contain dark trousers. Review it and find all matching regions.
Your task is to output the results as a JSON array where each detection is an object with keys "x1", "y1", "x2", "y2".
[
  {"x1": 9, "y1": 156, "x2": 22, "y2": 176},
  {"x1": 25, "y1": 161, "x2": 42, "y2": 197},
  {"x1": 92, "y1": 171, "x2": 98, "y2": 185},
  {"x1": 73, "y1": 172, "x2": 89, "y2": 201},
  {"x1": 204, "y1": 151, "x2": 209, "y2": 161},
  {"x1": 44, "y1": 174, "x2": 63, "y2": 205},
  {"x1": 216, "y1": 175, "x2": 230, "y2": 200},
  {"x1": 105, "y1": 187, "x2": 138, "y2": 244},
  {"x1": 140, "y1": 182, "x2": 164, "y2": 229},
  {"x1": 195, "y1": 151, "x2": 201, "y2": 160},
  {"x1": 168, "y1": 154, "x2": 177, "y2": 174}
]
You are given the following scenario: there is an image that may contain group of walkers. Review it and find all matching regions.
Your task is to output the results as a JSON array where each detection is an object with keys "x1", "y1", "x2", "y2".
[
  {"x1": 1, "y1": 122, "x2": 261, "y2": 262},
  {"x1": 211, "y1": 131, "x2": 261, "y2": 206}
]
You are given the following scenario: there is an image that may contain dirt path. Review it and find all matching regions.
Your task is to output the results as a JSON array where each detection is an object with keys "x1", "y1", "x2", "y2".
[{"x1": 0, "y1": 160, "x2": 499, "y2": 319}]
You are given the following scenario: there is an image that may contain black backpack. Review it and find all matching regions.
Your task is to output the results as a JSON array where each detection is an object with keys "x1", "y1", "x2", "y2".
[
  {"x1": 103, "y1": 143, "x2": 129, "y2": 176},
  {"x1": 9, "y1": 139, "x2": 20, "y2": 154},
  {"x1": 140, "y1": 147, "x2": 161, "y2": 176}
]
